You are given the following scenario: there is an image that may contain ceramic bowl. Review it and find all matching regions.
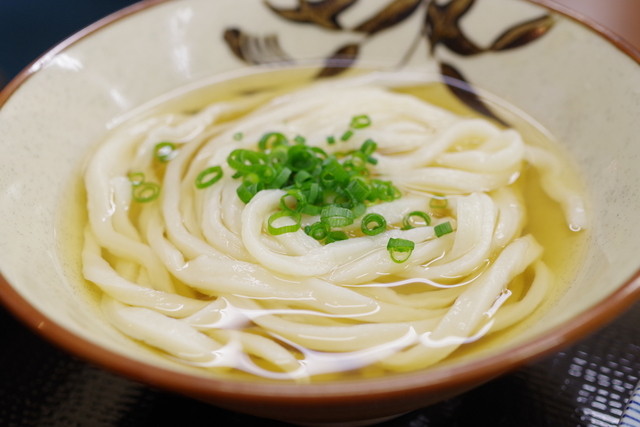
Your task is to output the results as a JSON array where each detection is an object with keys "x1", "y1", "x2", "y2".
[{"x1": 0, "y1": 0, "x2": 639, "y2": 424}]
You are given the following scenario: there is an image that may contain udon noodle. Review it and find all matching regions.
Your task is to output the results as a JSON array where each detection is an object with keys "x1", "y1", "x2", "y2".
[{"x1": 81, "y1": 71, "x2": 587, "y2": 381}]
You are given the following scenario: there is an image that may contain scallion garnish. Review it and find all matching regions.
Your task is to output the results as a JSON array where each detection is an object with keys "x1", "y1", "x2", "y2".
[
  {"x1": 132, "y1": 181, "x2": 160, "y2": 203},
  {"x1": 233, "y1": 132, "x2": 244, "y2": 141},
  {"x1": 340, "y1": 130, "x2": 354, "y2": 141},
  {"x1": 325, "y1": 230, "x2": 348, "y2": 243},
  {"x1": 154, "y1": 142, "x2": 177, "y2": 163},
  {"x1": 350, "y1": 114, "x2": 372, "y2": 129},
  {"x1": 258, "y1": 132, "x2": 288, "y2": 151},
  {"x1": 402, "y1": 211, "x2": 431, "y2": 229},
  {"x1": 195, "y1": 166, "x2": 223, "y2": 189},
  {"x1": 321, "y1": 205, "x2": 354, "y2": 228},
  {"x1": 128, "y1": 172, "x2": 146, "y2": 187},
  {"x1": 430, "y1": 194, "x2": 448, "y2": 209},
  {"x1": 361, "y1": 213, "x2": 386, "y2": 236},
  {"x1": 434, "y1": 221, "x2": 454, "y2": 237},
  {"x1": 387, "y1": 238, "x2": 415, "y2": 263},
  {"x1": 305, "y1": 222, "x2": 329, "y2": 241},
  {"x1": 267, "y1": 210, "x2": 301, "y2": 235},
  {"x1": 221, "y1": 120, "x2": 403, "y2": 258}
]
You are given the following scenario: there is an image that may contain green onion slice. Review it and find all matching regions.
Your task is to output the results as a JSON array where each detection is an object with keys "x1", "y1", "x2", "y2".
[
  {"x1": 304, "y1": 222, "x2": 329, "y2": 240},
  {"x1": 430, "y1": 194, "x2": 448, "y2": 209},
  {"x1": 132, "y1": 182, "x2": 160, "y2": 203},
  {"x1": 195, "y1": 166, "x2": 223, "y2": 189},
  {"x1": 128, "y1": 172, "x2": 145, "y2": 187},
  {"x1": 360, "y1": 139, "x2": 377, "y2": 156},
  {"x1": 154, "y1": 142, "x2": 177, "y2": 163},
  {"x1": 340, "y1": 130, "x2": 354, "y2": 141},
  {"x1": 325, "y1": 230, "x2": 348, "y2": 244},
  {"x1": 434, "y1": 221, "x2": 454, "y2": 238},
  {"x1": 350, "y1": 114, "x2": 372, "y2": 129},
  {"x1": 321, "y1": 205, "x2": 354, "y2": 227},
  {"x1": 233, "y1": 132, "x2": 244, "y2": 141},
  {"x1": 387, "y1": 238, "x2": 415, "y2": 263},
  {"x1": 227, "y1": 149, "x2": 268, "y2": 174},
  {"x1": 236, "y1": 182, "x2": 261, "y2": 203},
  {"x1": 402, "y1": 211, "x2": 431, "y2": 229},
  {"x1": 280, "y1": 189, "x2": 306, "y2": 212},
  {"x1": 268, "y1": 210, "x2": 301, "y2": 235},
  {"x1": 258, "y1": 132, "x2": 288, "y2": 151},
  {"x1": 361, "y1": 213, "x2": 387, "y2": 236}
]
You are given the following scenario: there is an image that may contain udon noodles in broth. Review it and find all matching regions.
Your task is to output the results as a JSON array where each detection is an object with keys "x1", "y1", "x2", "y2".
[{"x1": 81, "y1": 70, "x2": 587, "y2": 381}]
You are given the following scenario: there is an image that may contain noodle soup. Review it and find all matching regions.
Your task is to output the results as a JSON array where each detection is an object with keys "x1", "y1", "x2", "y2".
[{"x1": 74, "y1": 68, "x2": 588, "y2": 382}]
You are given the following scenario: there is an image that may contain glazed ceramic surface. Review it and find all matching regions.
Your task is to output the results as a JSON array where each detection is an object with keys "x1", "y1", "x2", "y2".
[{"x1": 0, "y1": 0, "x2": 638, "y2": 424}]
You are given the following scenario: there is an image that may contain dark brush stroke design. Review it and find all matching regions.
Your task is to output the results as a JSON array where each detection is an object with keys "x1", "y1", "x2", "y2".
[
  {"x1": 316, "y1": 43, "x2": 360, "y2": 78},
  {"x1": 440, "y1": 62, "x2": 507, "y2": 126},
  {"x1": 489, "y1": 15, "x2": 555, "y2": 51},
  {"x1": 263, "y1": 0, "x2": 358, "y2": 30},
  {"x1": 425, "y1": 0, "x2": 483, "y2": 56},
  {"x1": 223, "y1": 28, "x2": 292, "y2": 65},
  {"x1": 352, "y1": 0, "x2": 423, "y2": 35}
]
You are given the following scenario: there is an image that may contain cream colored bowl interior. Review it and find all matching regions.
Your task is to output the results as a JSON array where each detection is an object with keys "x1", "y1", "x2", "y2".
[{"x1": 0, "y1": 0, "x2": 639, "y2": 376}]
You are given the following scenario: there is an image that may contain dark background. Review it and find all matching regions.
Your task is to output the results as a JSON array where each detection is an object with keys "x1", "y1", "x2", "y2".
[{"x1": 1, "y1": 1, "x2": 639, "y2": 426}]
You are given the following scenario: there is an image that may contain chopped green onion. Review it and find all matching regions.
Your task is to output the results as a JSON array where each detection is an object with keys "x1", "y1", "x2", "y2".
[
  {"x1": 154, "y1": 142, "x2": 177, "y2": 163},
  {"x1": 128, "y1": 172, "x2": 145, "y2": 187},
  {"x1": 132, "y1": 182, "x2": 160, "y2": 203},
  {"x1": 280, "y1": 189, "x2": 305, "y2": 212},
  {"x1": 346, "y1": 176, "x2": 370, "y2": 202},
  {"x1": 430, "y1": 195, "x2": 448, "y2": 209},
  {"x1": 304, "y1": 222, "x2": 329, "y2": 240},
  {"x1": 402, "y1": 211, "x2": 431, "y2": 229},
  {"x1": 320, "y1": 160, "x2": 349, "y2": 188},
  {"x1": 350, "y1": 114, "x2": 372, "y2": 129},
  {"x1": 258, "y1": 132, "x2": 288, "y2": 151},
  {"x1": 267, "y1": 210, "x2": 301, "y2": 235},
  {"x1": 340, "y1": 130, "x2": 354, "y2": 141},
  {"x1": 387, "y1": 238, "x2": 415, "y2": 263},
  {"x1": 361, "y1": 213, "x2": 386, "y2": 236},
  {"x1": 325, "y1": 230, "x2": 348, "y2": 243},
  {"x1": 227, "y1": 149, "x2": 268, "y2": 174},
  {"x1": 321, "y1": 205, "x2": 354, "y2": 227},
  {"x1": 287, "y1": 145, "x2": 318, "y2": 171},
  {"x1": 350, "y1": 202, "x2": 366, "y2": 218},
  {"x1": 220, "y1": 120, "x2": 405, "y2": 246},
  {"x1": 360, "y1": 139, "x2": 377, "y2": 156},
  {"x1": 267, "y1": 145, "x2": 289, "y2": 165},
  {"x1": 233, "y1": 132, "x2": 244, "y2": 141},
  {"x1": 269, "y1": 167, "x2": 292, "y2": 189},
  {"x1": 434, "y1": 221, "x2": 454, "y2": 237},
  {"x1": 195, "y1": 166, "x2": 223, "y2": 189},
  {"x1": 236, "y1": 181, "x2": 261, "y2": 203},
  {"x1": 370, "y1": 179, "x2": 401, "y2": 202},
  {"x1": 299, "y1": 203, "x2": 322, "y2": 216}
]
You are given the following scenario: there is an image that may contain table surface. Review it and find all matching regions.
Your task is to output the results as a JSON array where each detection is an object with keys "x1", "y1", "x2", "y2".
[{"x1": 1, "y1": 1, "x2": 639, "y2": 426}]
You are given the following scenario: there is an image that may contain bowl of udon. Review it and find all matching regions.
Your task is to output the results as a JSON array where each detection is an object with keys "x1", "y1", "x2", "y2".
[{"x1": 0, "y1": 0, "x2": 639, "y2": 424}]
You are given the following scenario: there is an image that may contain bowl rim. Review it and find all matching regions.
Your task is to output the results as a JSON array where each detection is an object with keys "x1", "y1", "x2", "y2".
[{"x1": 0, "y1": 0, "x2": 639, "y2": 403}]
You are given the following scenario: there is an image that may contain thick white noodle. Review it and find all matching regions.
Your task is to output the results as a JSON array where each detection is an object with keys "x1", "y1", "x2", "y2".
[{"x1": 81, "y1": 75, "x2": 586, "y2": 380}]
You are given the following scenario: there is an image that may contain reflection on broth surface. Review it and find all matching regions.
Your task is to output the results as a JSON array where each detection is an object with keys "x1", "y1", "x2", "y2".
[{"x1": 72, "y1": 68, "x2": 588, "y2": 382}]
